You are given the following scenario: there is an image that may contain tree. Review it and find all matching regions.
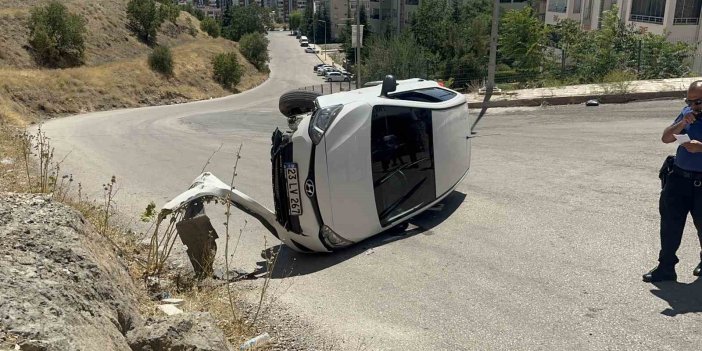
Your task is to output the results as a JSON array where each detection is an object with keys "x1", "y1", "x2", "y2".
[
  {"x1": 180, "y1": 3, "x2": 205, "y2": 21},
  {"x1": 28, "y1": 1, "x2": 86, "y2": 68},
  {"x1": 410, "y1": 0, "x2": 491, "y2": 82},
  {"x1": 362, "y1": 33, "x2": 432, "y2": 81},
  {"x1": 638, "y1": 33, "x2": 693, "y2": 79},
  {"x1": 549, "y1": 18, "x2": 583, "y2": 74},
  {"x1": 582, "y1": 6, "x2": 634, "y2": 79},
  {"x1": 312, "y1": 6, "x2": 332, "y2": 44},
  {"x1": 158, "y1": 1, "x2": 181, "y2": 24},
  {"x1": 301, "y1": 3, "x2": 314, "y2": 37},
  {"x1": 223, "y1": 4, "x2": 268, "y2": 41},
  {"x1": 200, "y1": 17, "x2": 221, "y2": 38},
  {"x1": 499, "y1": 6, "x2": 548, "y2": 73},
  {"x1": 212, "y1": 52, "x2": 243, "y2": 90},
  {"x1": 289, "y1": 10, "x2": 303, "y2": 33},
  {"x1": 240, "y1": 32, "x2": 270, "y2": 72},
  {"x1": 127, "y1": 0, "x2": 163, "y2": 45},
  {"x1": 340, "y1": 3, "x2": 371, "y2": 70}
]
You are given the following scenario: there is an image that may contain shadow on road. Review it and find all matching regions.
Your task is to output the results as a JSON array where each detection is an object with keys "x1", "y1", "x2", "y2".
[
  {"x1": 650, "y1": 278, "x2": 702, "y2": 316},
  {"x1": 253, "y1": 191, "x2": 467, "y2": 279}
]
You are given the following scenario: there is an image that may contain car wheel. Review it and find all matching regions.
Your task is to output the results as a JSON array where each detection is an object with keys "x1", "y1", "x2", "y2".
[{"x1": 279, "y1": 90, "x2": 322, "y2": 117}]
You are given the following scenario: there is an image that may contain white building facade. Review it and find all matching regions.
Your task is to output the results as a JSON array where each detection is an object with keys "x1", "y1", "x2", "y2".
[{"x1": 545, "y1": 0, "x2": 702, "y2": 71}]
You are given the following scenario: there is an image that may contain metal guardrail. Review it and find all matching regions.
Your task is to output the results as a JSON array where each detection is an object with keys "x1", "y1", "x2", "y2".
[
  {"x1": 298, "y1": 81, "x2": 357, "y2": 95},
  {"x1": 630, "y1": 15, "x2": 664, "y2": 24}
]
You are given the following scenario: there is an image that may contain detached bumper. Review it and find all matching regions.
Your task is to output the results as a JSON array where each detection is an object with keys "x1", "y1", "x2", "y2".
[{"x1": 162, "y1": 172, "x2": 305, "y2": 251}]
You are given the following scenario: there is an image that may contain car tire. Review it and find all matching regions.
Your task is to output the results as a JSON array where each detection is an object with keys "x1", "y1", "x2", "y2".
[{"x1": 279, "y1": 90, "x2": 322, "y2": 117}]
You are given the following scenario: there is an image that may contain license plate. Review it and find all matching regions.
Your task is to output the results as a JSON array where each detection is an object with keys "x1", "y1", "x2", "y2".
[{"x1": 284, "y1": 163, "x2": 302, "y2": 216}]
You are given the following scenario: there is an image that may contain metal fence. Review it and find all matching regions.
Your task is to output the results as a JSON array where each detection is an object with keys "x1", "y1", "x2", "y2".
[{"x1": 298, "y1": 80, "x2": 358, "y2": 95}]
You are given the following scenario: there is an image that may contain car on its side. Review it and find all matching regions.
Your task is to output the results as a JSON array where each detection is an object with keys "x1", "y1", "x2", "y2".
[{"x1": 164, "y1": 76, "x2": 472, "y2": 253}]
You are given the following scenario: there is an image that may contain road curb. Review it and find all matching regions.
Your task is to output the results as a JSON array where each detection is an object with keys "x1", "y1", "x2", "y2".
[{"x1": 466, "y1": 90, "x2": 686, "y2": 108}]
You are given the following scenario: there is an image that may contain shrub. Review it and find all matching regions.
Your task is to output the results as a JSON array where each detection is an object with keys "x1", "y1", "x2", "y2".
[
  {"x1": 180, "y1": 3, "x2": 205, "y2": 21},
  {"x1": 159, "y1": 2, "x2": 181, "y2": 24},
  {"x1": 28, "y1": 1, "x2": 86, "y2": 68},
  {"x1": 599, "y1": 69, "x2": 637, "y2": 95},
  {"x1": 148, "y1": 46, "x2": 174, "y2": 76},
  {"x1": 212, "y1": 52, "x2": 242, "y2": 90},
  {"x1": 200, "y1": 17, "x2": 220, "y2": 38},
  {"x1": 239, "y1": 32, "x2": 269, "y2": 72},
  {"x1": 127, "y1": 0, "x2": 163, "y2": 45}
]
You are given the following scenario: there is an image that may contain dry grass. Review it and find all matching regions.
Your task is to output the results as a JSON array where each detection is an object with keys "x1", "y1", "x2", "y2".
[
  {"x1": 0, "y1": 125, "x2": 26, "y2": 192},
  {"x1": 0, "y1": 38, "x2": 267, "y2": 121}
]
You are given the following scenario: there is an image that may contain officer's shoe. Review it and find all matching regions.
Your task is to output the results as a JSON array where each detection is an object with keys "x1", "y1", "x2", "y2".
[
  {"x1": 642, "y1": 266, "x2": 677, "y2": 283},
  {"x1": 694, "y1": 262, "x2": 702, "y2": 277}
]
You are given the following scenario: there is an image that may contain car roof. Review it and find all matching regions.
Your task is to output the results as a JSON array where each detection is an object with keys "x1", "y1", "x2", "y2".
[{"x1": 315, "y1": 79, "x2": 465, "y2": 108}]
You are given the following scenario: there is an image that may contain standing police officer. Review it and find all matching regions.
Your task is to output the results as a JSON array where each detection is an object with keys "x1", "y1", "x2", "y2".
[{"x1": 644, "y1": 80, "x2": 702, "y2": 282}]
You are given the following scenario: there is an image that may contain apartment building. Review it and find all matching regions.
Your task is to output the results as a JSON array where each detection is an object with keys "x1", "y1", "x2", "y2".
[
  {"x1": 363, "y1": 0, "x2": 537, "y2": 36},
  {"x1": 544, "y1": 0, "x2": 702, "y2": 71},
  {"x1": 326, "y1": 0, "x2": 358, "y2": 39},
  {"x1": 364, "y1": 0, "x2": 419, "y2": 35},
  {"x1": 278, "y1": 0, "x2": 310, "y2": 23}
]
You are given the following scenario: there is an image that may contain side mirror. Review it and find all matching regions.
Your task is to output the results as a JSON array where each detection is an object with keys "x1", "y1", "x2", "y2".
[{"x1": 380, "y1": 75, "x2": 397, "y2": 97}]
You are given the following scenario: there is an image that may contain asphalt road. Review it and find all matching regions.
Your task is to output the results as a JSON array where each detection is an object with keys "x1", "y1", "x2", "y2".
[{"x1": 41, "y1": 31, "x2": 702, "y2": 350}]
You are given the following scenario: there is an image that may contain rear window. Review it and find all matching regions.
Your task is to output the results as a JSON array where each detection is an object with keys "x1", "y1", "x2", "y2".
[{"x1": 390, "y1": 88, "x2": 457, "y2": 103}]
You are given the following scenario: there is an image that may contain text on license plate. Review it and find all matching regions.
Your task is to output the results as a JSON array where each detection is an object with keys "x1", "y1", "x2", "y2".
[{"x1": 284, "y1": 163, "x2": 302, "y2": 216}]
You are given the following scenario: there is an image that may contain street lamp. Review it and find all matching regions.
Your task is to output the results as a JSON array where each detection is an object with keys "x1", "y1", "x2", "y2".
[{"x1": 317, "y1": 19, "x2": 327, "y2": 60}]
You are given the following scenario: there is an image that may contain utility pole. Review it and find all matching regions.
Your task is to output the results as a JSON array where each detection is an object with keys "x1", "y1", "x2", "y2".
[
  {"x1": 486, "y1": 0, "x2": 499, "y2": 95},
  {"x1": 355, "y1": 0, "x2": 361, "y2": 88},
  {"x1": 473, "y1": 0, "x2": 499, "y2": 131},
  {"x1": 318, "y1": 20, "x2": 327, "y2": 60}
]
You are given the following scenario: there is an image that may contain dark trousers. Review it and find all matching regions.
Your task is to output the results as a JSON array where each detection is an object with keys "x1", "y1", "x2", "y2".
[{"x1": 658, "y1": 172, "x2": 702, "y2": 267}]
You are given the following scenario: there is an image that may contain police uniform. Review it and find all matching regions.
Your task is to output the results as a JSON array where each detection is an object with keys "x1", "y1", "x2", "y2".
[{"x1": 653, "y1": 106, "x2": 702, "y2": 280}]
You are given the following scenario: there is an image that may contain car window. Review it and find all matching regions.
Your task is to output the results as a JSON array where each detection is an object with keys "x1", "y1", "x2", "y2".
[
  {"x1": 371, "y1": 105, "x2": 436, "y2": 226},
  {"x1": 390, "y1": 88, "x2": 457, "y2": 103}
]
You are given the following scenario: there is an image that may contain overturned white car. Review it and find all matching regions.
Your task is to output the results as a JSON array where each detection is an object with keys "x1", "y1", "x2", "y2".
[{"x1": 165, "y1": 76, "x2": 472, "y2": 254}]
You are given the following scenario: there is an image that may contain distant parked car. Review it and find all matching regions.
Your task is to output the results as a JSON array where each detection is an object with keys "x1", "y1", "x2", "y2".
[
  {"x1": 313, "y1": 63, "x2": 327, "y2": 72},
  {"x1": 317, "y1": 67, "x2": 335, "y2": 76},
  {"x1": 305, "y1": 45, "x2": 319, "y2": 53},
  {"x1": 325, "y1": 71, "x2": 350, "y2": 82}
]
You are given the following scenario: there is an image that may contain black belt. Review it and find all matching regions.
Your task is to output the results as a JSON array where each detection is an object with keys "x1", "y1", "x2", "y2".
[{"x1": 673, "y1": 165, "x2": 702, "y2": 181}]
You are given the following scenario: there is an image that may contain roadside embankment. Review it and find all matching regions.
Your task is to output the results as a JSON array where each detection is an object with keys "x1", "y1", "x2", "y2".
[{"x1": 0, "y1": 193, "x2": 142, "y2": 350}]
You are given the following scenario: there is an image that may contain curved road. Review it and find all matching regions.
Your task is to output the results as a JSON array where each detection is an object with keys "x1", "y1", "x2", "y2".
[{"x1": 43, "y1": 32, "x2": 702, "y2": 350}]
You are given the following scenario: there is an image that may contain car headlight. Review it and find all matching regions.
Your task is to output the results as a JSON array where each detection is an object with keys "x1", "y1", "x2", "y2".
[
  {"x1": 320, "y1": 225, "x2": 354, "y2": 249},
  {"x1": 309, "y1": 104, "x2": 343, "y2": 145}
]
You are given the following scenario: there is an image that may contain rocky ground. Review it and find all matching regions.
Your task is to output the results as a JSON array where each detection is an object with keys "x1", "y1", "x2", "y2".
[
  {"x1": 0, "y1": 193, "x2": 237, "y2": 351},
  {"x1": 0, "y1": 193, "x2": 142, "y2": 350}
]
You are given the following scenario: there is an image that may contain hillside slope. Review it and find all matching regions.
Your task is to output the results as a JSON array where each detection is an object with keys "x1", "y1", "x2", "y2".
[
  {"x1": 0, "y1": 0, "x2": 205, "y2": 68},
  {"x1": 0, "y1": 0, "x2": 268, "y2": 125}
]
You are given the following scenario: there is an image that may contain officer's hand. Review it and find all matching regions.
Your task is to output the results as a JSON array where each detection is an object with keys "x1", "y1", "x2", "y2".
[
  {"x1": 681, "y1": 113, "x2": 698, "y2": 126},
  {"x1": 683, "y1": 140, "x2": 702, "y2": 153}
]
